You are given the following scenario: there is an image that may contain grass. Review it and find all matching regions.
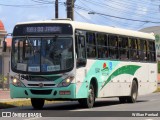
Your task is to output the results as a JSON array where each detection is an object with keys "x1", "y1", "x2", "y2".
[
  {"x1": 0, "y1": 100, "x2": 59, "y2": 109},
  {"x1": 154, "y1": 87, "x2": 160, "y2": 93}
]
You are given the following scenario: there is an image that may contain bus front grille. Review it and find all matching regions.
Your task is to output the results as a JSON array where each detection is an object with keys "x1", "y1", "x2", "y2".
[
  {"x1": 21, "y1": 75, "x2": 61, "y2": 81},
  {"x1": 30, "y1": 90, "x2": 52, "y2": 95},
  {"x1": 28, "y1": 84, "x2": 56, "y2": 87}
]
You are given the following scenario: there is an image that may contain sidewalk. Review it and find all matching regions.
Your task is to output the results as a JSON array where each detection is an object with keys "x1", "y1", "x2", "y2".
[{"x1": 0, "y1": 89, "x2": 28, "y2": 103}]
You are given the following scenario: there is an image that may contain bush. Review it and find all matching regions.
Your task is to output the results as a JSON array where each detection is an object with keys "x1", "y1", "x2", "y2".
[
  {"x1": 0, "y1": 74, "x2": 7, "y2": 81},
  {"x1": 158, "y1": 62, "x2": 160, "y2": 73}
]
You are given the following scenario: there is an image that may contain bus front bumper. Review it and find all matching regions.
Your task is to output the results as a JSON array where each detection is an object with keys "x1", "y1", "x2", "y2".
[{"x1": 10, "y1": 84, "x2": 76, "y2": 100}]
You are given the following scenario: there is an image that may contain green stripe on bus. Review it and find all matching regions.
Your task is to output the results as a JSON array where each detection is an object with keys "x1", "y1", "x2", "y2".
[{"x1": 101, "y1": 65, "x2": 141, "y2": 90}]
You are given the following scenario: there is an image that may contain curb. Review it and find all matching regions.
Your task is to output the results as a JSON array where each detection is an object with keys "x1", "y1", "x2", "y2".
[{"x1": 0, "y1": 99, "x2": 29, "y2": 103}]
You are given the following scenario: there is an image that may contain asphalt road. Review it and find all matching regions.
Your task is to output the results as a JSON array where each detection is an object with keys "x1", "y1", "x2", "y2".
[{"x1": 1, "y1": 92, "x2": 160, "y2": 120}]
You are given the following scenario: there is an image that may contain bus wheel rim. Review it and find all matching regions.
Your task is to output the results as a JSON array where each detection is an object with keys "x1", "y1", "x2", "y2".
[{"x1": 89, "y1": 89, "x2": 94, "y2": 103}]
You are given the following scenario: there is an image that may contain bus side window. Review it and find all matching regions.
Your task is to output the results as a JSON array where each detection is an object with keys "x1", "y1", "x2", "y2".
[
  {"x1": 97, "y1": 33, "x2": 108, "y2": 58},
  {"x1": 137, "y1": 39, "x2": 148, "y2": 61},
  {"x1": 144, "y1": 40, "x2": 148, "y2": 61},
  {"x1": 119, "y1": 36, "x2": 129, "y2": 60},
  {"x1": 86, "y1": 32, "x2": 96, "y2": 58},
  {"x1": 148, "y1": 41, "x2": 156, "y2": 62},
  {"x1": 130, "y1": 38, "x2": 139, "y2": 60},
  {"x1": 108, "y1": 35, "x2": 118, "y2": 59}
]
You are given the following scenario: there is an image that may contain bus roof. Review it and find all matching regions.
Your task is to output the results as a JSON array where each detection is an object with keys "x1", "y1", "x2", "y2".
[{"x1": 16, "y1": 19, "x2": 155, "y2": 40}]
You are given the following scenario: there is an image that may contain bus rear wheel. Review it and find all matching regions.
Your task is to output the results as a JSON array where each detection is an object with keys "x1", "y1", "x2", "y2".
[
  {"x1": 78, "y1": 83, "x2": 95, "y2": 108},
  {"x1": 119, "y1": 80, "x2": 138, "y2": 103},
  {"x1": 127, "y1": 80, "x2": 138, "y2": 103},
  {"x1": 31, "y1": 98, "x2": 45, "y2": 109}
]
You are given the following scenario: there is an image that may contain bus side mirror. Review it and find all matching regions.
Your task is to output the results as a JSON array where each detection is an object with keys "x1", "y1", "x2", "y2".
[{"x1": 2, "y1": 41, "x2": 7, "y2": 52}]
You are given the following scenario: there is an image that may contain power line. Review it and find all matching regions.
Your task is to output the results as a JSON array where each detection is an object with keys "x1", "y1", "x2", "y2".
[
  {"x1": 0, "y1": 0, "x2": 67, "y2": 8},
  {"x1": 31, "y1": 0, "x2": 52, "y2": 4},
  {"x1": 79, "y1": 0, "x2": 93, "y2": 11},
  {"x1": 83, "y1": 0, "x2": 160, "y2": 21},
  {"x1": 75, "y1": 2, "x2": 160, "y2": 24},
  {"x1": 88, "y1": 11, "x2": 160, "y2": 23},
  {"x1": 73, "y1": 1, "x2": 160, "y2": 24},
  {"x1": 119, "y1": 0, "x2": 160, "y2": 7},
  {"x1": 74, "y1": 9, "x2": 93, "y2": 23},
  {"x1": 1, "y1": 0, "x2": 159, "y2": 30},
  {"x1": 0, "y1": 3, "x2": 51, "y2": 7},
  {"x1": 74, "y1": 5, "x2": 149, "y2": 29},
  {"x1": 136, "y1": 22, "x2": 149, "y2": 30},
  {"x1": 31, "y1": 0, "x2": 57, "y2": 4},
  {"x1": 108, "y1": 0, "x2": 160, "y2": 12},
  {"x1": 98, "y1": 13, "x2": 143, "y2": 28},
  {"x1": 75, "y1": 0, "x2": 160, "y2": 29},
  {"x1": 78, "y1": 0, "x2": 139, "y2": 28}
]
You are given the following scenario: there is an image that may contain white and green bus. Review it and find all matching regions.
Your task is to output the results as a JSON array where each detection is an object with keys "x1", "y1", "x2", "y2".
[{"x1": 9, "y1": 19, "x2": 157, "y2": 109}]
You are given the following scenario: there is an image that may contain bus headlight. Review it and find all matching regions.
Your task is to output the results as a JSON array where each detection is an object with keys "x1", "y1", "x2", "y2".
[
  {"x1": 58, "y1": 76, "x2": 74, "y2": 87},
  {"x1": 11, "y1": 77, "x2": 25, "y2": 87}
]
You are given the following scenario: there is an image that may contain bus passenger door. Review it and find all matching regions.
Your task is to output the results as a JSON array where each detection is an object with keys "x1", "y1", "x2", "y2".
[
  {"x1": 75, "y1": 33, "x2": 88, "y2": 98},
  {"x1": 76, "y1": 35, "x2": 87, "y2": 67}
]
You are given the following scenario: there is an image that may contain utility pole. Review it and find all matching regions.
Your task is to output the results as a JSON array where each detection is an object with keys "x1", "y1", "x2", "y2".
[
  {"x1": 66, "y1": 0, "x2": 74, "y2": 20},
  {"x1": 55, "y1": 0, "x2": 58, "y2": 18}
]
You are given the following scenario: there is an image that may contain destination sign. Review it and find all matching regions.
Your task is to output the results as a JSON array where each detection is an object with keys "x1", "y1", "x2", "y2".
[
  {"x1": 13, "y1": 23, "x2": 73, "y2": 36},
  {"x1": 25, "y1": 26, "x2": 62, "y2": 34}
]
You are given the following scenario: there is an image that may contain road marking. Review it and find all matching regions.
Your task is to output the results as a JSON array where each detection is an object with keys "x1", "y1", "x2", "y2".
[
  {"x1": 145, "y1": 119, "x2": 154, "y2": 120},
  {"x1": 24, "y1": 117, "x2": 41, "y2": 120},
  {"x1": 70, "y1": 109, "x2": 90, "y2": 111},
  {"x1": 149, "y1": 99, "x2": 157, "y2": 101}
]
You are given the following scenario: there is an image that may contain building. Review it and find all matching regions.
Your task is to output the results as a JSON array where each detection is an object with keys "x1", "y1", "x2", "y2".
[
  {"x1": 0, "y1": 20, "x2": 11, "y2": 89},
  {"x1": 140, "y1": 26, "x2": 160, "y2": 61},
  {"x1": 140, "y1": 26, "x2": 160, "y2": 34}
]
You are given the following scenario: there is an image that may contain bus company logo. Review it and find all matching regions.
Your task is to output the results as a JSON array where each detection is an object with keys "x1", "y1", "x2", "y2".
[
  {"x1": 39, "y1": 83, "x2": 44, "y2": 87},
  {"x1": 101, "y1": 63, "x2": 109, "y2": 76}
]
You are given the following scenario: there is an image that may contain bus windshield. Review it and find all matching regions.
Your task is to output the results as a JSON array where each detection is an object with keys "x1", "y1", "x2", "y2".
[{"x1": 11, "y1": 37, "x2": 73, "y2": 74}]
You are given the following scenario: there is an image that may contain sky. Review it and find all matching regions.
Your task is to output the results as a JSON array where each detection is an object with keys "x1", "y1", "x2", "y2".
[{"x1": 0, "y1": 0, "x2": 160, "y2": 33}]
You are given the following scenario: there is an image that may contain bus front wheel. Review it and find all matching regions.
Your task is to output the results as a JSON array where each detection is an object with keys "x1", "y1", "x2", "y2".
[
  {"x1": 78, "y1": 83, "x2": 95, "y2": 108},
  {"x1": 31, "y1": 98, "x2": 45, "y2": 109}
]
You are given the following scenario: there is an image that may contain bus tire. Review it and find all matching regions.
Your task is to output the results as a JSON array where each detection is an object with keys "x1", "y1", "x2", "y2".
[
  {"x1": 31, "y1": 98, "x2": 44, "y2": 109},
  {"x1": 78, "y1": 83, "x2": 95, "y2": 108},
  {"x1": 127, "y1": 80, "x2": 138, "y2": 103}
]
